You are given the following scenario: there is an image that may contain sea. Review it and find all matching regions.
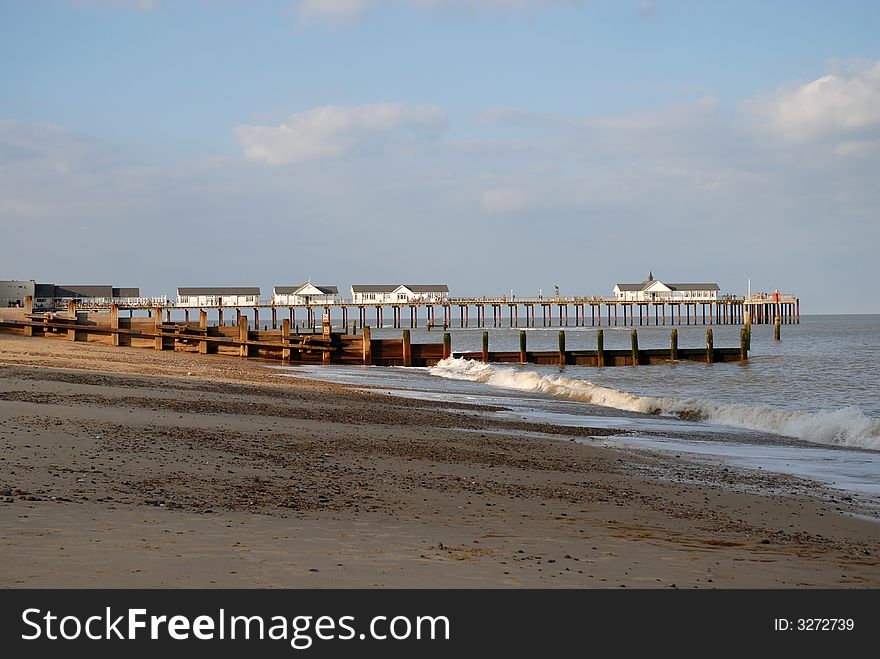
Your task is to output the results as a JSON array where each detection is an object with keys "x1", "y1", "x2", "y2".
[{"x1": 272, "y1": 315, "x2": 880, "y2": 502}]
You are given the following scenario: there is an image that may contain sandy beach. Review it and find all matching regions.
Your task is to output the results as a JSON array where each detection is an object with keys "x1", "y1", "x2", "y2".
[{"x1": 0, "y1": 333, "x2": 877, "y2": 588}]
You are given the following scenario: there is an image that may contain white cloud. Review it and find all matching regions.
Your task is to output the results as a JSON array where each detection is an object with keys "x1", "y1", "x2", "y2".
[
  {"x1": 751, "y1": 61, "x2": 880, "y2": 147},
  {"x1": 295, "y1": 0, "x2": 577, "y2": 26},
  {"x1": 236, "y1": 103, "x2": 448, "y2": 165}
]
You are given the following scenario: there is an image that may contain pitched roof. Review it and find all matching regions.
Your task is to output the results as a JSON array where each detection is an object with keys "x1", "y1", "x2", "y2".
[
  {"x1": 177, "y1": 287, "x2": 260, "y2": 296},
  {"x1": 616, "y1": 280, "x2": 719, "y2": 292},
  {"x1": 351, "y1": 285, "x2": 399, "y2": 293},
  {"x1": 404, "y1": 284, "x2": 449, "y2": 293},
  {"x1": 114, "y1": 287, "x2": 140, "y2": 297},
  {"x1": 274, "y1": 284, "x2": 338, "y2": 295},
  {"x1": 667, "y1": 283, "x2": 720, "y2": 291},
  {"x1": 34, "y1": 283, "x2": 56, "y2": 297},
  {"x1": 56, "y1": 285, "x2": 113, "y2": 298}
]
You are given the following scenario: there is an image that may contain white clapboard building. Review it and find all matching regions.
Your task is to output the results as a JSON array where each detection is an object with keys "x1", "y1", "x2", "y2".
[
  {"x1": 272, "y1": 283, "x2": 339, "y2": 306},
  {"x1": 350, "y1": 284, "x2": 449, "y2": 304},
  {"x1": 613, "y1": 273, "x2": 719, "y2": 302},
  {"x1": 177, "y1": 287, "x2": 260, "y2": 307}
]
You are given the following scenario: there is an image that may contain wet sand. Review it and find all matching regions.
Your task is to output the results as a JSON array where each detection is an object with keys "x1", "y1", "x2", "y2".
[{"x1": 0, "y1": 333, "x2": 877, "y2": 587}]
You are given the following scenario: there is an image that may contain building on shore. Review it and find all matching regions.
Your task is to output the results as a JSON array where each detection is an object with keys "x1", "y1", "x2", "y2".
[
  {"x1": 350, "y1": 284, "x2": 449, "y2": 305},
  {"x1": 613, "y1": 272, "x2": 720, "y2": 302},
  {"x1": 272, "y1": 283, "x2": 339, "y2": 306},
  {"x1": 177, "y1": 287, "x2": 260, "y2": 307},
  {"x1": 33, "y1": 284, "x2": 56, "y2": 309},
  {"x1": 1, "y1": 281, "x2": 145, "y2": 309},
  {"x1": 0, "y1": 280, "x2": 37, "y2": 308},
  {"x1": 54, "y1": 285, "x2": 142, "y2": 306}
]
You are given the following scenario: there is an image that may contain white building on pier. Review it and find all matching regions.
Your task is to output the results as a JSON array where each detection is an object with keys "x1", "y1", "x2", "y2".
[
  {"x1": 177, "y1": 287, "x2": 260, "y2": 307},
  {"x1": 350, "y1": 284, "x2": 449, "y2": 305},
  {"x1": 272, "y1": 283, "x2": 339, "y2": 306},
  {"x1": 613, "y1": 273, "x2": 719, "y2": 302}
]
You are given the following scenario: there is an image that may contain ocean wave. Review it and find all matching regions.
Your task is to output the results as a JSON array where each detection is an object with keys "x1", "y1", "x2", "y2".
[{"x1": 429, "y1": 358, "x2": 880, "y2": 451}]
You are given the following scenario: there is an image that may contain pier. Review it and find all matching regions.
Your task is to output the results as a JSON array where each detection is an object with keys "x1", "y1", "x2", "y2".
[
  {"x1": 0, "y1": 296, "x2": 752, "y2": 368},
  {"x1": 59, "y1": 294, "x2": 799, "y2": 331}
]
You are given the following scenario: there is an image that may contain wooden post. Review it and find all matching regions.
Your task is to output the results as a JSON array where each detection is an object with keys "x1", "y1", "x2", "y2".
[
  {"x1": 281, "y1": 318, "x2": 291, "y2": 362},
  {"x1": 442, "y1": 332, "x2": 451, "y2": 360},
  {"x1": 670, "y1": 328, "x2": 678, "y2": 361},
  {"x1": 597, "y1": 329, "x2": 605, "y2": 367},
  {"x1": 402, "y1": 329, "x2": 411, "y2": 367},
  {"x1": 482, "y1": 330, "x2": 489, "y2": 362},
  {"x1": 110, "y1": 303, "x2": 120, "y2": 346},
  {"x1": 630, "y1": 329, "x2": 639, "y2": 366},
  {"x1": 68, "y1": 300, "x2": 78, "y2": 341},
  {"x1": 363, "y1": 325, "x2": 372, "y2": 365},
  {"x1": 272, "y1": 307, "x2": 277, "y2": 329},
  {"x1": 519, "y1": 330, "x2": 527, "y2": 363},
  {"x1": 199, "y1": 310, "x2": 208, "y2": 354},
  {"x1": 23, "y1": 295, "x2": 34, "y2": 337},
  {"x1": 740, "y1": 327, "x2": 748, "y2": 361},
  {"x1": 238, "y1": 315, "x2": 249, "y2": 358},
  {"x1": 153, "y1": 305, "x2": 163, "y2": 350},
  {"x1": 218, "y1": 307, "x2": 223, "y2": 327},
  {"x1": 774, "y1": 314, "x2": 781, "y2": 341},
  {"x1": 706, "y1": 327, "x2": 714, "y2": 364},
  {"x1": 558, "y1": 330, "x2": 566, "y2": 366}
]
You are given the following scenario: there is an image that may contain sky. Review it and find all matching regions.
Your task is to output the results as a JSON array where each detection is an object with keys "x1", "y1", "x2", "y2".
[{"x1": 1, "y1": 0, "x2": 879, "y2": 312}]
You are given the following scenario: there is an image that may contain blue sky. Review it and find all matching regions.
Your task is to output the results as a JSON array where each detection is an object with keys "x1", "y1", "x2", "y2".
[{"x1": 2, "y1": 0, "x2": 879, "y2": 311}]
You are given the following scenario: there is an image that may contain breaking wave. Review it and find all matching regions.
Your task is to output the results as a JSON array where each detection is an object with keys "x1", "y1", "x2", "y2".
[{"x1": 429, "y1": 358, "x2": 880, "y2": 451}]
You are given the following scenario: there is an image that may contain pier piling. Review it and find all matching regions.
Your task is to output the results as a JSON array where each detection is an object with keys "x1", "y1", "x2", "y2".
[{"x1": 631, "y1": 330, "x2": 639, "y2": 366}]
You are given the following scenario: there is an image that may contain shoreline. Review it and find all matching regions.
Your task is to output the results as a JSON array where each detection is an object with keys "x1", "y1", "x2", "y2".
[{"x1": 1, "y1": 334, "x2": 878, "y2": 587}]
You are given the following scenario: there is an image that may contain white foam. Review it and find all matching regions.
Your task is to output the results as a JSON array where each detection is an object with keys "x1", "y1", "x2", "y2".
[{"x1": 429, "y1": 358, "x2": 880, "y2": 451}]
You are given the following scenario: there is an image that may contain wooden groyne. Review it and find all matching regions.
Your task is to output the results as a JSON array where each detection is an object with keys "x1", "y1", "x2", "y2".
[
  {"x1": 0, "y1": 298, "x2": 444, "y2": 367},
  {"x1": 454, "y1": 328, "x2": 748, "y2": 367},
  {"x1": 0, "y1": 296, "x2": 750, "y2": 368}
]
